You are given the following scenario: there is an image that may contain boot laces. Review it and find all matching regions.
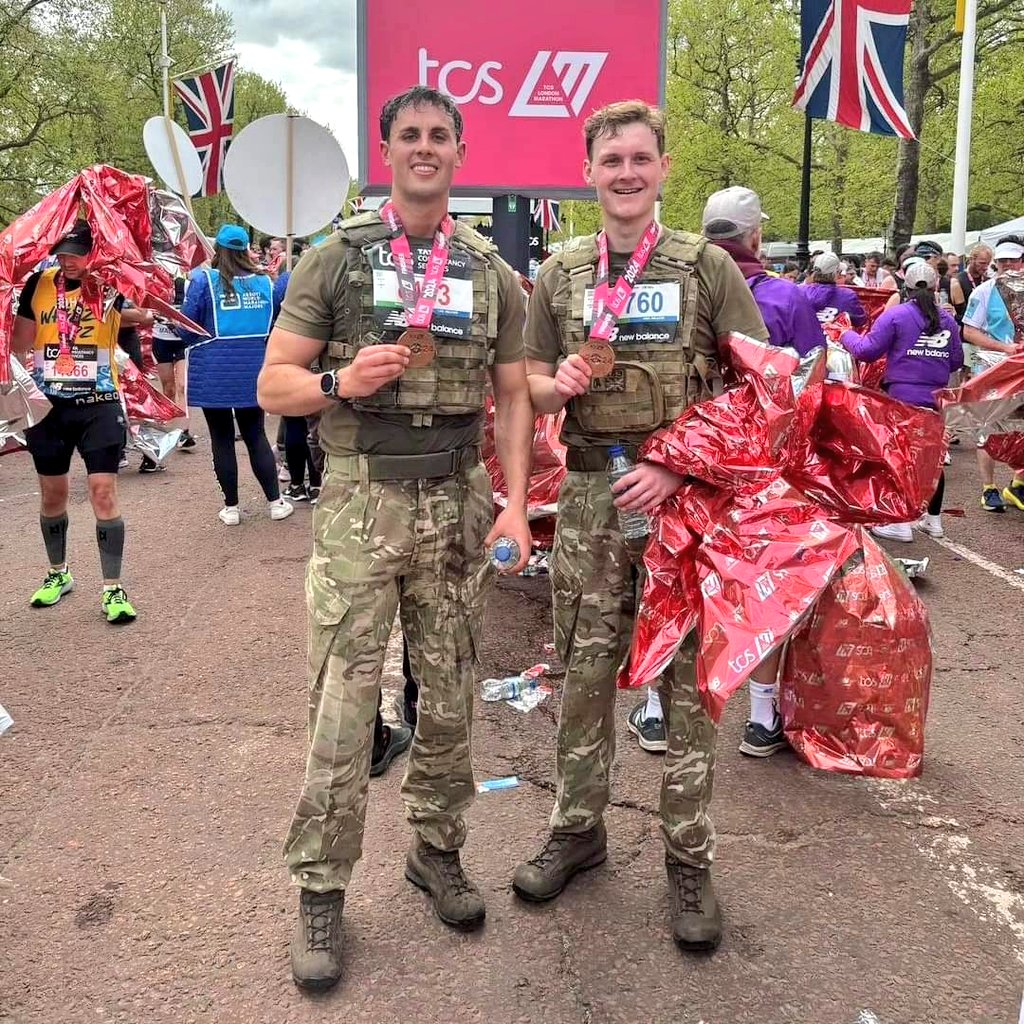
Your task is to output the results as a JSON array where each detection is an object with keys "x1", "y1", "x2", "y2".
[
  {"x1": 667, "y1": 860, "x2": 703, "y2": 913},
  {"x1": 530, "y1": 831, "x2": 578, "y2": 868},
  {"x1": 302, "y1": 893, "x2": 339, "y2": 951},
  {"x1": 430, "y1": 848, "x2": 475, "y2": 897}
]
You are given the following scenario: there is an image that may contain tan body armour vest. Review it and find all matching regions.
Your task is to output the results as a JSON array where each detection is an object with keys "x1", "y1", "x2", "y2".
[
  {"x1": 549, "y1": 230, "x2": 719, "y2": 435},
  {"x1": 325, "y1": 213, "x2": 500, "y2": 427}
]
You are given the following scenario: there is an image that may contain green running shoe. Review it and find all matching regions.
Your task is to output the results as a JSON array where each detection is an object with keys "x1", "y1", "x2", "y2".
[
  {"x1": 30, "y1": 568, "x2": 74, "y2": 607},
  {"x1": 101, "y1": 586, "x2": 137, "y2": 624}
]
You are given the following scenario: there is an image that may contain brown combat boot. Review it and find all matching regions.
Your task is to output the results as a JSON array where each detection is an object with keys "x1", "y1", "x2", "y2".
[
  {"x1": 512, "y1": 822, "x2": 608, "y2": 902},
  {"x1": 666, "y1": 854, "x2": 722, "y2": 951},
  {"x1": 290, "y1": 888, "x2": 344, "y2": 991},
  {"x1": 405, "y1": 838, "x2": 486, "y2": 930}
]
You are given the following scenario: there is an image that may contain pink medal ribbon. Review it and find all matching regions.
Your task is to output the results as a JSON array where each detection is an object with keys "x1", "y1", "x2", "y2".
[
  {"x1": 589, "y1": 220, "x2": 662, "y2": 342},
  {"x1": 55, "y1": 272, "x2": 86, "y2": 355},
  {"x1": 379, "y1": 201, "x2": 456, "y2": 367}
]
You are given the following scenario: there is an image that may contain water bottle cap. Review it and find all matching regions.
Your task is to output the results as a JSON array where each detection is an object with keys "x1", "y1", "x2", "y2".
[
  {"x1": 608, "y1": 445, "x2": 625, "y2": 457},
  {"x1": 495, "y1": 543, "x2": 513, "y2": 562}
]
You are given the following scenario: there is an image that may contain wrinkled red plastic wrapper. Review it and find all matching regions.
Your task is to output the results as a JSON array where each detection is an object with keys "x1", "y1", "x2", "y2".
[
  {"x1": 621, "y1": 333, "x2": 944, "y2": 728},
  {"x1": 850, "y1": 286, "x2": 893, "y2": 328},
  {"x1": 821, "y1": 308, "x2": 886, "y2": 389},
  {"x1": 849, "y1": 287, "x2": 892, "y2": 387},
  {"x1": 118, "y1": 358, "x2": 184, "y2": 424},
  {"x1": 483, "y1": 397, "x2": 566, "y2": 547},
  {"x1": 984, "y1": 432, "x2": 1024, "y2": 467},
  {"x1": 780, "y1": 530, "x2": 931, "y2": 779},
  {"x1": 937, "y1": 351, "x2": 1024, "y2": 471},
  {"x1": 0, "y1": 165, "x2": 209, "y2": 386}
]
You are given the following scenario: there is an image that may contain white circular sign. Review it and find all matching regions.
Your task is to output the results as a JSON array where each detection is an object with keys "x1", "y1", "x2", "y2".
[
  {"x1": 223, "y1": 114, "x2": 350, "y2": 237},
  {"x1": 143, "y1": 116, "x2": 203, "y2": 197}
]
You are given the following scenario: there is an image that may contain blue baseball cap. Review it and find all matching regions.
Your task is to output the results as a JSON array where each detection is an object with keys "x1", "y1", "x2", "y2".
[{"x1": 215, "y1": 224, "x2": 250, "y2": 251}]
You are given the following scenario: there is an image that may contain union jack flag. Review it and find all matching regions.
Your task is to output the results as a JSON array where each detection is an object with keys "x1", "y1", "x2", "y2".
[
  {"x1": 532, "y1": 199, "x2": 560, "y2": 232},
  {"x1": 793, "y1": 1, "x2": 915, "y2": 140},
  {"x1": 172, "y1": 60, "x2": 235, "y2": 196}
]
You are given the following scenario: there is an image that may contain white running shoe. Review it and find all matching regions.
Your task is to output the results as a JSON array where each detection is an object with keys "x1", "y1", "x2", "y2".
[
  {"x1": 915, "y1": 513, "x2": 944, "y2": 538},
  {"x1": 277, "y1": 463, "x2": 291, "y2": 482},
  {"x1": 217, "y1": 505, "x2": 241, "y2": 526},
  {"x1": 268, "y1": 498, "x2": 294, "y2": 521},
  {"x1": 870, "y1": 522, "x2": 914, "y2": 543}
]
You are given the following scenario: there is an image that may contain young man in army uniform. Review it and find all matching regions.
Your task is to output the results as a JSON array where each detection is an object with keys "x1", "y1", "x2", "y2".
[
  {"x1": 258, "y1": 86, "x2": 534, "y2": 991},
  {"x1": 513, "y1": 101, "x2": 768, "y2": 952}
]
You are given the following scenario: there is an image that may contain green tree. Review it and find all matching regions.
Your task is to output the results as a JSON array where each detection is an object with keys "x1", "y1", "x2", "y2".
[{"x1": 888, "y1": 0, "x2": 1024, "y2": 247}]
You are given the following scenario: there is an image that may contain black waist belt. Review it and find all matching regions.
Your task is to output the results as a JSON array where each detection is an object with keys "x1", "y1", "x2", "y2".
[
  {"x1": 366, "y1": 446, "x2": 480, "y2": 481},
  {"x1": 566, "y1": 444, "x2": 639, "y2": 473}
]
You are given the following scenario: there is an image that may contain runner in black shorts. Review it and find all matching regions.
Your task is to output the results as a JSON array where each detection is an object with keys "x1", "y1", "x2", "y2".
[{"x1": 11, "y1": 219, "x2": 138, "y2": 624}]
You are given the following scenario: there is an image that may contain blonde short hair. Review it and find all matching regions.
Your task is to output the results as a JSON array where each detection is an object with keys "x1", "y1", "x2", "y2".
[{"x1": 583, "y1": 101, "x2": 666, "y2": 160}]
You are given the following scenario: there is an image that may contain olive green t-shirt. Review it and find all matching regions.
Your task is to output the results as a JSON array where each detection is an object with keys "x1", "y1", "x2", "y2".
[
  {"x1": 524, "y1": 231, "x2": 768, "y2": 451},
  {"x1": 276, "y1": 226, "x2": 525, "y2": 457}
]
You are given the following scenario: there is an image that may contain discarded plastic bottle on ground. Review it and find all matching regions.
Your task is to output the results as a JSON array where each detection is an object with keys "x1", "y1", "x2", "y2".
[
  {"x1": 489, "y1": 536, "x2": 520, "y2": 572},
  {"x1": 480, "y1": 663, "x2": 548, "y2": 702},
  {"x1": 607, "y1": 445, "x2": 650, "y2": 543},
  {"x1": 0, "y1": 703, "x2": 12, "y2": 737}
]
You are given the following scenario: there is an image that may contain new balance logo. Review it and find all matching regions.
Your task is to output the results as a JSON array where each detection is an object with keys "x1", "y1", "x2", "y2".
[{"x1": 509, "y1": 51, "x2": 608, "y2": 117}]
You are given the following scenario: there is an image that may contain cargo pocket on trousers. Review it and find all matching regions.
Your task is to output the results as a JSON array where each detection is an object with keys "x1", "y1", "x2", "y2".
[{"x1": 549, "y1": 507, "x2": 584, "y2": 669}]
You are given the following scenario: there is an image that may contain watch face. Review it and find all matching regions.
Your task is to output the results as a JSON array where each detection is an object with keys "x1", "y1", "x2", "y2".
[{"x1": 320, "y1": 372, "x2": 335, "y2": 397}]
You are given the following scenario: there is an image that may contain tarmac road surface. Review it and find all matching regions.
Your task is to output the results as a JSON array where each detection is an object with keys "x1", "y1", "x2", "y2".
[{"x1": 1, "y1": 428, "x2": 1022, "y2": 1024}]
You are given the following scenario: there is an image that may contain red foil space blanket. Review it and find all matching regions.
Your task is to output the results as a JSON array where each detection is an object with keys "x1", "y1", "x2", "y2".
[
  {"x1": 618, "y1": 333, "x2": 944, "y2": 779},
  {"x1": 0, "y1": 165, "x2": 209, "y2": 386}
]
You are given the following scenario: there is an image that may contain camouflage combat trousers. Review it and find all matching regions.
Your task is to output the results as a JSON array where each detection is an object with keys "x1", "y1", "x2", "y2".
[
  {"x1": 283, "y1": 455, "x2": 493, "y2": 892},
  {"x1": 548, "y1": 470, "x2": 718, "y2": 868}
]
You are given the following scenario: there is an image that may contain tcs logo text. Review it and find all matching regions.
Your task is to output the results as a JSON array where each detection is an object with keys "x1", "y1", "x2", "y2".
[{"x1": 418, "y1": 48, "x2": 608, "y2": 117}]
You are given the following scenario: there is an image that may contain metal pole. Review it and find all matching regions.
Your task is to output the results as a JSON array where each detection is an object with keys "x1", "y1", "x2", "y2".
[
  {"x1": 286, "y1": 114, "x2": 295, "y2": 272},
  {"x1": 950, "y1": 0, "x2": 977, "y2": 255},
  {"x1": 159, "y1": 0, "x2": 171, "y2": 118},
  {"x1": 796, "y1": 113, "x2": 813, "y2": 268},
  {"x1": 158, "y1": 0, "x2": 195, "y2": 216}
]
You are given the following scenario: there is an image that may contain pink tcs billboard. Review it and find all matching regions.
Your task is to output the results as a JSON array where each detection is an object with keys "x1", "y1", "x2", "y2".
[{"x1": 357, "y1": 0, "x2": 667, "y2": 197}]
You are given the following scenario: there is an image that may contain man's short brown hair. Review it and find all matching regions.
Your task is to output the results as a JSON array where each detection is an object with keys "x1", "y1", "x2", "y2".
[{"x1": 583, "y1": 101, "x2": 666, "y2": 160}]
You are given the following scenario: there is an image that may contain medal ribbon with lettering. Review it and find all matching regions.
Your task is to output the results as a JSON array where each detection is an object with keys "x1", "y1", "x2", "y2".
[
  {"x1": 379, "y1": 200, "x2": 455, "y2": 367},
  {"x1": 580, "y1": 220, "x2": 661, "y2": 378},
  {"x1": 54, "y1": 272, "x2": 86, "y2": 376}
]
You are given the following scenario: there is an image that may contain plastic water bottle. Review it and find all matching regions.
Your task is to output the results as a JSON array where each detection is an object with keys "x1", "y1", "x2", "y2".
[
  {"x1": 0, "y1": 703, "x2": 12, "y2": 736},
  {"x1": 480, "y1": 663, "x2": 548, "y2": 702},
  {"x1": 489, "y1": 536, "x2": 520, "y2": 572},
  {"x1": 607, "y1": 445, "x2": 650, "y2": 542}
]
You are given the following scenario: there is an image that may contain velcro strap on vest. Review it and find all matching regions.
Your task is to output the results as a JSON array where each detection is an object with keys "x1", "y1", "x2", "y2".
[
  {"x1": 566, "y1": 444, "x2": 639, "y2": 472},
  {"x1": 330, "y1": 446, "x2": 481, "y2": 481}
]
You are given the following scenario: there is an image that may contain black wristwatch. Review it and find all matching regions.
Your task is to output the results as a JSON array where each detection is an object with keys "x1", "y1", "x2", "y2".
[{"x1": 319, "y1": 370, "x2": 342, "y2": 401}]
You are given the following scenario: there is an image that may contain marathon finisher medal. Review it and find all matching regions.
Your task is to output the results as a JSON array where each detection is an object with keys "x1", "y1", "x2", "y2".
[
  {"x1": 400, "y1": 327, "x2": 436, "y2": 369},
  {"x1": 380, "y1": 200, "x2": 456, "y2": 369},
  {"x1": 582, "y1": 221, "x2": 662, "y2": 378}
]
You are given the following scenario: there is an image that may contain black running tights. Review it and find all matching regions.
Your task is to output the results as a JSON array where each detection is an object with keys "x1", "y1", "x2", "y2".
[
  {"x1": 283, "y1": 415, "x2": 322, "y2": 489},
  {"x1": 928, "y1": 470, "x2": 945, "y2": 516},
  {"x1": 201, "y1": 407, "x2": 279, "y2": 507}
]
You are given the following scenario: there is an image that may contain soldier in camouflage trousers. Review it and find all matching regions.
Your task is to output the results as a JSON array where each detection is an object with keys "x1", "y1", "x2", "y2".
[
  {"x1": 258, "y1": 86, "x2": 534, "y2": 992},
  {"x1": 515, "y1": 101, "x2": 769, "y2": 952}
]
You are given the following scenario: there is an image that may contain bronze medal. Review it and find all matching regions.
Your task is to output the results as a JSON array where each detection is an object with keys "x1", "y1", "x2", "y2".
[
  {"x1": 580, "y1": 339, "x2": 615, "y2": 378},
  {"x1": 399, "y1": 327, "x2": 436, "y2": 369}
]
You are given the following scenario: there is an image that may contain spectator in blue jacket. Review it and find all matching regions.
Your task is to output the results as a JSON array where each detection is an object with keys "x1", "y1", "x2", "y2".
[{"x1": 178, "y1": 224, "x2": 293, "y2": 525}]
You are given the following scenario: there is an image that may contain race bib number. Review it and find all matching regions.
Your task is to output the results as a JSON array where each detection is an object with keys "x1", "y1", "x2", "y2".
[
  {"x1": 583, "y1": 282, "x2": 680, "y2": 345},
  {"x1": 370, "y1": 242, "x2": 474, "y2": 340},
  {"x1": 43, "y1": 343, "x2": 98, "y2": 383}
]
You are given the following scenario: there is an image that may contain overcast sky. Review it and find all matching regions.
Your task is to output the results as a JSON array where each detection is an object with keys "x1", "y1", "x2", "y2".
[{"x1": 219, "y1": 0, "x2": 361, "y2": 176}]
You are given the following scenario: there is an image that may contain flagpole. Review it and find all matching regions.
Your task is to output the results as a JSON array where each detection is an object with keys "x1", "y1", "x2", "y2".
[
  {"x1": 950, "y1": 0, "x2": 977, "y2": 256},
  {"x1": 158, "y1": 0, "x2": 196, "y2": 217},
  {"x1": 796, "y1": 113, "x2": 813, "y2": 269}
]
